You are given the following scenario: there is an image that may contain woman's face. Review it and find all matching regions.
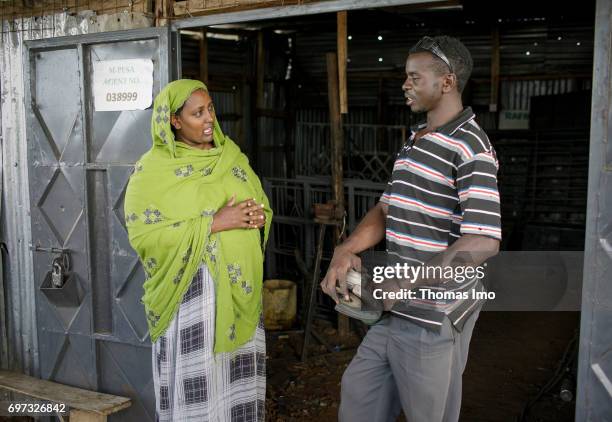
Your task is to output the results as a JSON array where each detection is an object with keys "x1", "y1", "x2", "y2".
[{"x1": 171, "y1": 89, "x2": 216, "y2": 150}]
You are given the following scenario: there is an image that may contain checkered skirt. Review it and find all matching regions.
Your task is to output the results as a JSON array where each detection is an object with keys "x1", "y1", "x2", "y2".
[{"x1": 152, "y1": 264, "x2": 266, "y2": 422}]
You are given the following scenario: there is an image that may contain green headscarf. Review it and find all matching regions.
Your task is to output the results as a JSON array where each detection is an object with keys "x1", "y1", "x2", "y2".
[{"x1": 124, "y1": 79, "x2": 272, "y2": 353}]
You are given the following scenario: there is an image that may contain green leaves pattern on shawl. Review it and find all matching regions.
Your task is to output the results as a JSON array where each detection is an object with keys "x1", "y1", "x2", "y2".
[{"x1": 125, "y1": 79, "x2": 272, "y2": 353}]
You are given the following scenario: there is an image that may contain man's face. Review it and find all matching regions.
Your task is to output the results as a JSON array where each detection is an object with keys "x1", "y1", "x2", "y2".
[{"x1": 402, "y1": 52, "x2": 447, "y2": 113}]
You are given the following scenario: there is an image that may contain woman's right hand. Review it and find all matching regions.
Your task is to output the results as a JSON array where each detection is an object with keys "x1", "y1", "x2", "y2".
[{"x1": 211, "y1": 194, "x2": 266, "y2": 233}]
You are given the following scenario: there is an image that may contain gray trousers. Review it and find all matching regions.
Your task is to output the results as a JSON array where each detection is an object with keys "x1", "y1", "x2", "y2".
[{"x1": 339, "y1": 307, "x2": 481, "y2": 422}]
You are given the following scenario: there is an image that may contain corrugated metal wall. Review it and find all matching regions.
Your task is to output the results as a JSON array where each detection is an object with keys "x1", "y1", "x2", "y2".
[
  {"x1": 501, "y1": 79, "x2": 592, "y2": 110},
  {"x1": 0, "y1": 10, "x2": 153, "y2": 374},
  {"x1": 180, "y1": 13, "x2": 594, "y2": 179},
  {"x1": 292, "y1": 18, "x2": 594, "y2": 115},
  {"x1": 181, "y1": 32, "x2": 290, "y2": 176}
]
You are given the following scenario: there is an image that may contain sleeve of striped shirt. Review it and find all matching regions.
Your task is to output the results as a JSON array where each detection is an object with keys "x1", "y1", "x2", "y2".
[
  {"x1": 379, "y1": 181, "x2": 392, "y2": 205},
  {"x1": 456, "y1": 151, "x2": 502, "y2": 240}
]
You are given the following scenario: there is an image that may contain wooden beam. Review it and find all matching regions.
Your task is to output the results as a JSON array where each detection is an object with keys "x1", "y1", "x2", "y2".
[
  {"x1": 155, "y1": 0, "x2": 173, "y2": 26},
  {"x1": 166, "y1": 0, "x2": 174, "y2": 20},
  {"x1": 0, "y1": 371, "x2": 130, "y2": 416},
  {"x1": 173, "y1": 0, "x2": 306, "y2": 17},
  {"x1": 326, "y1": 52, "x2": 344, "y2": 214},
  {"x1": 337, "y1": 11, "x2": 348, "y2": 114},
  {"x1": 70, "y1": 410, "x2": 106, "y2": 422},
  {"x1": 257, "y1": 31, "x2": 265, "y2": 109},
  {"x1": 490, "y1": 26, "x2": 500, "y2": 112},
  {"x1": 199, "y1": 28, "x2": 208, "y2": 85},
  {"x1": 326, "y1": 52, "x2": 349, "y2": 338}
]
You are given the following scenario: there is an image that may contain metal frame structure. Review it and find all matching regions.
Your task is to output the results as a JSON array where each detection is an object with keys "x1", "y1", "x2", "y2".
[
  {"x1": 0, "y1": 0, "x2": 609, "y2": 418},
  {"x1": 575, "y1": 0, "x2": 612, "y2": 419},
  {"x1": 171, "y1": 0, "x2": 446, "y2": 29},
  {"x1": 21, "y1": 26, "x2": 172, "y2": 421}
]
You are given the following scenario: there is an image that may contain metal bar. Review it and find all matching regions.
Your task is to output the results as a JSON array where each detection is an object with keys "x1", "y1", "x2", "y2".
[
  {"x1": 24, "y1": 27, "x2": 170, "y2": 49},
  {"x1": 30, "y1": 246, "x2": 70, "y2": 254},
  {"x1": 10, "y1": 31, "x2": 39, "y2": 376},
  {"x1": 301, "y1": 223, "x2": 326, "y2": 362},
  {"x1": 172, "y1": 0, "x2": 445, "y2": 29},
  {"x1": 490, "y1": 25, "x2": 500, "y2": 112},
  {"x1": 576, "y1": 0, "x2": 612, "y2": 420},
  {"x1": 171, "y1": 27, "x2": 182, "y2": 80},
  {"x1": 296, "y1": 122, "x2": 406, "y2": 129},
  {"x1": 256, "y1": 31, "x2": 265, "y2": 109},
  {"x1": 199, "y1": 28, "x2": 208, "y2": 84},
  {"x1": 348, "y1": 185, "x2": 356, "y2": 232}
]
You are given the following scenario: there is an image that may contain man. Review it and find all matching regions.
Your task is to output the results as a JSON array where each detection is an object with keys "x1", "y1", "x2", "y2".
[{"x1": 321, "y1": 36, "x2": 501, "y2": 422}]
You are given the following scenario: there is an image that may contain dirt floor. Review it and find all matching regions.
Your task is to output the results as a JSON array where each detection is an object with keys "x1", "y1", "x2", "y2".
[
  {"x1": 0, "y1": 312, "x2": 578, "y2": 422},
  {"x1": 265, "y1": 312, "x2": 580, "y2": 422}
]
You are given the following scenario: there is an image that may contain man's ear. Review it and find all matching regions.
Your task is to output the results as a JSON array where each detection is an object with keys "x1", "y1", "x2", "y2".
[{"x1": 442, "y1": 73, "x2": 457, "y2": 93}]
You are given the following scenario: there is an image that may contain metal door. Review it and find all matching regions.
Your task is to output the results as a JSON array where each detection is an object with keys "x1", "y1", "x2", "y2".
[
  {"x1": 576, "y1": 0, "x2": 612, "y2": 420},
  {"x1": 24, "y1": 27, "x2": 173, "y2": 421}
]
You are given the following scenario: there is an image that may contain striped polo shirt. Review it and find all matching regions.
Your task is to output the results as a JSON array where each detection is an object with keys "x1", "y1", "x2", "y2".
[{"x1": 380, "y1": 107, "x2": 501, "y2": 332}]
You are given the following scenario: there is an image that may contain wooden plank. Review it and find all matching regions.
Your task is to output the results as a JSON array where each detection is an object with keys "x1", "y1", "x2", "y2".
[
  {"x1": 173, "y1": 1, "x2": 187, "y2": 15},
  {"x1": 199, "y1": 28, "x2": 209, "y2": 84},
  {"x1": 173, "y1": 0, "x2": 311, "y2": 17},
  {"x1": 166, "y1": 0, "x2": 175, "y2": 19},
  {"x1": 326, "y1": 52, "x2": 344, "y2": 212},
  {"x1": 155, "y1": 0, "x2": 165, "y2": 26},
  {"x1": 155, "y1": 0, "x2": 173, "y2": 26},
  {"x1": 337, "y1": 11, "x2": 348, "y2": 114},
  {"x1": 0, "y1": 0, "x2": 149, "y2": 19},
  {"x1": 70, "y1": 409, "x2": 106, "y2": 422},
  {"x1": 490, "y1": 25, "x2": 500, "y2": 112},
  {"x1": 0, "y1": 371, "x2": 130, "y2": 416},
  {"x1": 326, "y1": 52, "x2": 349, "y2": 338}
]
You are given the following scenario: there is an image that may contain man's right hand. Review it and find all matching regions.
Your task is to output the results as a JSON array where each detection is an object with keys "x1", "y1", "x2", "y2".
[{"x1": 320, "y1": 245, "x2": 362, "y2": 304}]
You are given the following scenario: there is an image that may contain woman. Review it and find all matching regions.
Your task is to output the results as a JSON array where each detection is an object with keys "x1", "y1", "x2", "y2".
[{"x1": 125, "y1": 79, "x2": 272, "y2": 421}]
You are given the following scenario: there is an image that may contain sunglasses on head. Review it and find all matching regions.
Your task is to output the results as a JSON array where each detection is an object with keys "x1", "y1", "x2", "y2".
[{"x1": 414, "y1": 36, "x2": 454, "y2": 74}]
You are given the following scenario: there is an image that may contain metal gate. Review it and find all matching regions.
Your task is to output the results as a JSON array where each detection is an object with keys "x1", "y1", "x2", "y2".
[
  {"x1": 24, "y1": 27, "x2": 173, "y2": 421},
  {"x1": 576, "y1": 0, "x2": 612, "y2": 420}
]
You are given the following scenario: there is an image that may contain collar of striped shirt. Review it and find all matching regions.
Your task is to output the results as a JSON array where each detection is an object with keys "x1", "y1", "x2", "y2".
[{"x1": 410, "y1": 107, "x2": 475, "y2": 137}]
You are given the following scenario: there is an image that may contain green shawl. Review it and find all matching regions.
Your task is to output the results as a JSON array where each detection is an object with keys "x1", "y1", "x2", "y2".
[{"x1": 124, "y1": 79, "x2": 272, "y2": 353}]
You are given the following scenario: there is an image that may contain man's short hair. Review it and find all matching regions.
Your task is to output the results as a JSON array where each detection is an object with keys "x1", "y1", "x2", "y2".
[{"x1": 409, "y1": 35, "x2": 473, "y2": 93}]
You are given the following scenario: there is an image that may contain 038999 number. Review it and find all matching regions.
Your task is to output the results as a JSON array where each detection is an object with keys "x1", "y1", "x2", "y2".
[{"x1": 106, "y1": 91, "x2": 138, "y2": 102}]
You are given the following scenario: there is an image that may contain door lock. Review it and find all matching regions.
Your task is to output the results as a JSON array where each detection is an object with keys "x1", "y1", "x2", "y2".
[{"x1": 50, "y1": 252, "x2": 70, "y2": 288}]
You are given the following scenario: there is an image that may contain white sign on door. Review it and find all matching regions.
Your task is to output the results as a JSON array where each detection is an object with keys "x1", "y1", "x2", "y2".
[{"x1": 93, "y1": 59, "x2": 153, "y2": 111}]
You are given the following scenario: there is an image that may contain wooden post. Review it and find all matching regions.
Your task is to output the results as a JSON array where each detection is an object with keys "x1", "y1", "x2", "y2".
[
  {"x1": 337, "y1": 11, "x2": 348, "y2": 114},
  {"x1": 490, "y1": 26, "x2": 500, "y2": 112},
  {"x1": 154, "y1": 0, "x2": 173, "y2": 27},
  {"x1": 257, "y1": 31, "x2": 265, "y2": 109},
  {"x1": 165, "y1": 0, "x2": 174, "y2": 22},
  {"x1": 326, "y1": 52, "x2": 349, "y2": 337},
  {"x1": 199, "y1": 29, "x2": 208, "y2": 85},
  {"x1": 326, "y1": 52, "x2": 344, "y2": 217}
]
